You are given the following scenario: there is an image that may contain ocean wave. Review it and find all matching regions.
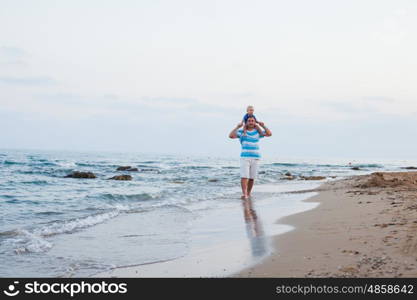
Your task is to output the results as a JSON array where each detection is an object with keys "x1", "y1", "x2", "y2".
[
  {"x1": 103, "y1": 203, "x2": 132, "y2": 211},
  {"x1": 1, "y1": 207, "x2": 131, "y2": 255},
  {"x1": 135, "y1": 164, "x2": 156, "y2": 168},
  {"x1": 75, "y1": 162, "x2": 100, "y2": 167},
  {"x1": 35, "y1": 162, "x2": 56, "y2": 166},
  {"x1": 12, "y1": 229, "x2": 53, "y2": 254},
  {"x1": 17, "y1": 168, "x2": 78, "y2": 177},
  {"x1": 35, "y1": 211, "x2": 65, "y2": 216},
  {"x1": 16, "y1": 169, "x2": 37, "y2": 174},
  {"x1": 34, "y1": 210, "x2": 122, "y2": 237},
  {"x1": 0, "y1": 229, "x2": 20, "y2": 237},
  {"x1": 21, "y1": 180, "x2": 49, "y2": 185},
  {"x1": 21, "y1": 159, "x2": 57, "y2": 167},
  {"x1": 351, "y1": 164, "x2": 383, "y2": 168},
  {"x1": 269, "y1": 162, "x2": 306, "y2": 167},
  {"x1": 55, "y1": 161, "x2": 77, "y2": 168},
  {"x1": 5, "y1": 199, "x2": 19, "y2": 204},
  {"x1": 268, "y1": 162, "x2": 382, "y2": 169},
  {"x1": 5, "y1": 199, "x2": 40, "y2": 205},
  {"x1": 1, "y1": 203, "x2": 186, "y2": 256},
  {"x1": 3, "y1": 160, "x2": 27, "y2": 165},
  {"x1": 95, "y1": 192, "x2": 156, "y2": 202},
  {"x1": 316, "y1": 164, "x2": 345, "y2": 167},
  {"x1": 26, "y1": 158, "x2": 78, "y2": 168},
  {"x1": 270, "y1": 162, "x2": 342, "y2": 168},
  {"x1": 138, "y1": 168, "x2": 160, "y2": 173},
  {"x1": 181, "y1": 166, "x2": 213, "y2": 170}
]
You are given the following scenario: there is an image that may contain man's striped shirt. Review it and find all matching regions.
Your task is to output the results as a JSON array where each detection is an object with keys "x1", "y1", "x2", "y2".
[{"x1": 237, "y1": 129, "x2": 265, "y2": 159}]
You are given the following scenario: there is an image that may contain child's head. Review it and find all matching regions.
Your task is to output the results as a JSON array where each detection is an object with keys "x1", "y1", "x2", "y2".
[{"x1": 246, "y1": 105, "x2": 254, "y2": 115}]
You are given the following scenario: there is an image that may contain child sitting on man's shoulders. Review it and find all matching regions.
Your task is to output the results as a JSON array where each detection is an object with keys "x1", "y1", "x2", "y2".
[{"x1": 240, "y1": 105, "x2": 264, "y2": 136}]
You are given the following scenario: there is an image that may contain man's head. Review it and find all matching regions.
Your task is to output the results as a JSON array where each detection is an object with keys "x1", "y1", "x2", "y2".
[
  {"x1": 246, "y1": 105, "x2": 254, "y2": 115},
  {"x1": 246, "y1": 116, "x2": 256, "y2": 129}
]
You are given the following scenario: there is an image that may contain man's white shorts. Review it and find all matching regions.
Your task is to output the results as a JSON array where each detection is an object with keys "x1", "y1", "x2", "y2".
[{"x1": 240, "y1": 158, "x2": 259, "y2": 179}]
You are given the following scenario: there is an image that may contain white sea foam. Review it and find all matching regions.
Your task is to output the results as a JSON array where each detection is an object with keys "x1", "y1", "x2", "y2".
[
  {"x1": 35, "y1": 210, "x2": 122, "y2": 237},
  {"x1": 13, "y1": 229, "x2": 53, "y2": 254},
  {"x1": 56, "y1": 161, "x2": 76, "y2": 168},
  {"x1": 8, "y1": 209, "x2": 129, "y2": 254}
]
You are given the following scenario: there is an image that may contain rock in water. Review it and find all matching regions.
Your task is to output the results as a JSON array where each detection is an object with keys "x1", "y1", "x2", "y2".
[
  {"x1": 65, "y1": 171, "x2": 96, "y2": 179},
  {"x1": 108, "y1": 175, "x2": 132, "y2": 181},
  {"x1": 300, "y1": 176, "x2": 326, "y2": 180},
  {"x1": 117, "y1": 166, "x2": 131, "y2": 171},
  {"x1": 116, "y1": 166, "x2": 138, "y2": 171}
]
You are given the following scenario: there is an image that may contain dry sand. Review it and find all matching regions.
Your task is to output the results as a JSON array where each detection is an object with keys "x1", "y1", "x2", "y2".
[{"x1": 236, "y1": 172, "x2": 417, "y2": 278}]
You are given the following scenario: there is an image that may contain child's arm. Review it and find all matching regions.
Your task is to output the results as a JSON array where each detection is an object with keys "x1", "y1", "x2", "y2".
[{"x1": 255, "y1": 124, "x2": 265, "y2": 136}]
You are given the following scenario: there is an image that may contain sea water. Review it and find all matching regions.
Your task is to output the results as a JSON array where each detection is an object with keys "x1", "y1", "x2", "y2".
[{"x1": 0, "y1": 149, "x2": 412, "y2": 277}]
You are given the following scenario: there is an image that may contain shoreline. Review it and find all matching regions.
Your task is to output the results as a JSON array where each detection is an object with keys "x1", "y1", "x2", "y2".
[
  {"x1": 93, "y1": 182, "x2": 321, "y2": 278},
  {"x1": 235, "y1": 172, "x2": 417, "y2": 277}
]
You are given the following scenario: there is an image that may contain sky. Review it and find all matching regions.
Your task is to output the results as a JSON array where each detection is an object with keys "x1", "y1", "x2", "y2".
[{"x1": 1, "y1": 0, "x2": 417, "y2": 160}]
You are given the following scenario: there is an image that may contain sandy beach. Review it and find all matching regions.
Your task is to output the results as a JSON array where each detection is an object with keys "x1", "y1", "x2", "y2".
[{"x1": 236, "y1": 172, "x2": 417, "y2": 278}]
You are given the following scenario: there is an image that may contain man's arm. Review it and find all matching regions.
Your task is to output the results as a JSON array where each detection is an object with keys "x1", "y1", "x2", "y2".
[
  {"x1": 258, "y1": 122, "x2": 272, "y2": 137},
  {"x1": 229, "y1": 123, "x2": 243, "y2": 139}
]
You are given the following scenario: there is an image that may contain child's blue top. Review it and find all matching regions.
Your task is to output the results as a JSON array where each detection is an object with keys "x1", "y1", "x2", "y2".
[{"x1": 243, "y1": 113, "x2": 257, "y2": 123}]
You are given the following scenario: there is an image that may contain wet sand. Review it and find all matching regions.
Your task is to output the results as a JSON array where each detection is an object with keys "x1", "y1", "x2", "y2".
[
  {"x1": 236, "y1": 172, "x2": 417, "y2": 277},
  {"x1": 93, "y1": 182, "x2": 320, "y2": 278}
]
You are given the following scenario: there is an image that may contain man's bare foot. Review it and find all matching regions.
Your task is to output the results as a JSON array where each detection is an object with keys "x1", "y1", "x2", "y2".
[{"x1": 241, "y1": 194, "x2": 249, "y2": 200}]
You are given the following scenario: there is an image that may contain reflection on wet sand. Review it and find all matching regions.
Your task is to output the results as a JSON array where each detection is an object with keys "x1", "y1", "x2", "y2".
[{"x1": 241, "y1": 198, "x2": 267, "y2": 258}]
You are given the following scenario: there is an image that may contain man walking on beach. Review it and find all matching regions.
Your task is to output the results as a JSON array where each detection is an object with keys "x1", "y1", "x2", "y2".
[{"x1": 229, "y1": 116, "x2": 272, "y2": 199}]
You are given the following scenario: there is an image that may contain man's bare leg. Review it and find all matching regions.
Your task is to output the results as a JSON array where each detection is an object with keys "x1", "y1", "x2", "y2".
[
  {"x1": 247, "y1": 179, "x2": 254, "y2": 197},
  {"x1": 241, "y1": 178, "x2": 249, "y2": 199}
]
